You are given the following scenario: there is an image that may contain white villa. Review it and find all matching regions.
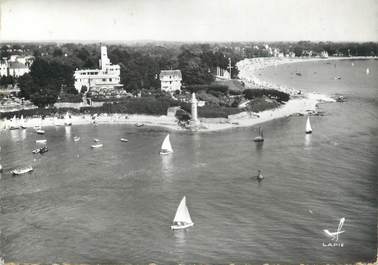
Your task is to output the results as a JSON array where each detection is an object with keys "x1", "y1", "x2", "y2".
[
  {"x1": 0, "y1": 56, "x2": 33, "y2": 77},
  {"x1": 74, "y1": 46, "x2": 122, "y2": 93},
  {"x1": 159, "y1": 70, "x2": 182, "y2": 92}
]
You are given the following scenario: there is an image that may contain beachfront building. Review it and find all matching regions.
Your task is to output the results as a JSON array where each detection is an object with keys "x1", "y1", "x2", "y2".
[
  {"x1": 73, "y1": 46, "x2": 122, "y2": 93},
  {"x1": 0, "y1": 60, "x2": 8, "y2": 76},
  {"x1": 159, "y1": 70, "x2": 182, "y2": 93},
  {"x1": 8, "y1": 62, "x2": 30, "y2": 77},
  {"x1": 0, "y1": 56, "x2": 33, "y2": 77}
]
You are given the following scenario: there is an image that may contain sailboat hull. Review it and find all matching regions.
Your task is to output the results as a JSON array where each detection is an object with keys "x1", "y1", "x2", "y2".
[
  {"x1": 160, "y1": 150, "x2": 173, "y2": 155},
  {"x1": 171, "y1": 223, "x2": 194, "y2": 230},
  {"x1": 253, "y1": 136, "x2": 264, "y2": 142}
]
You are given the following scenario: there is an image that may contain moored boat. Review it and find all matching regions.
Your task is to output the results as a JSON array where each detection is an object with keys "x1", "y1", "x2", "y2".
[
  {"x1": 120, "y1": 138, "x2": 128, "y2": 142},
  {"x1": 253, "y1": 127, "x2": 264, "y2": 142},
  {"x1": 73, "y1": 136, "x2": 80, "y2": 142},
  {"x1": 91, "y1": 143, "x2": 103, "y2": 148},
  {"x1": 135, "y1": 123, "x2": 144, "y2": 127},
  {"x1": 36, "y1": 129, "x2": 45, "y2": 135},
  {"x1": 171, "y1": 196, "x2": 194, "y2": 230},
  {"x1": 11, "y1": 166, "x2": 33, "y2": 175},
  {"x1": 36, "y1": 139, "x2": 47, "y2": 144},
  {"x1": 160, "y1": 134, "x2": 173, "y2": 155},
  {"x1": 256, "y1": 169, "x2": 264, "y2": 182},
  {"x1": 32, "y1": 146, "x2": 48, "y2": 154}
]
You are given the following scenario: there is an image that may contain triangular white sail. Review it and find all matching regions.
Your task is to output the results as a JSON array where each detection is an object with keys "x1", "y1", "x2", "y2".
[
  {"x1": 161, "y1": 134, "x2": 173, "y2": 153},
  {"x1": 173, "y1": 196, "x2": 193, "y2": 225},
  {"x1": 20, "y1": 115, "x2": 25, "y2": 127},
  {"x1": 12, "y1": 115, "x2": 17, "y2": 125},
  {"x1": 306, "y1": 116, "x2": 312, "y2": 133},
  {"x1": 64, "y1": 112, "x2": 72, "y2": 125},
  {"x1": 10, "y1": 115, "x2": 19, "y2": 129}
]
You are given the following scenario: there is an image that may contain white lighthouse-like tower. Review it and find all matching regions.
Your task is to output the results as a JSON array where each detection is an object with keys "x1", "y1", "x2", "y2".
[
  {"x1": 99, "y1": 46, "x2": 111, "y2": 70},
  {"x1": 191, "y1": 93, "x2": 199, "y2": 125}
]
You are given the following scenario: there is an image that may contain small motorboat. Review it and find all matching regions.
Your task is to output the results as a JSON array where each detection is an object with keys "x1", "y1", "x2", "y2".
[
  {"x1": 73, "y1": 136, "x2": 80, "y2": 142},
  {"x1": 11, "y1": 166, "x2": 33, "y2": 175},
  {"x1": 0, "y1": 164, "x2": 3, "y2": 172},
  {"x1": 135, "y1": 123, "x2": 144, "y2": 127},
  {"x1": 91, "y1": 143, "x2": 103, "y2": 148},
  {"x1": 36, "y1": 129, "x2": 45, "y2": 135},
  {"x1": 36, "y1": 139, "x2": 47, "y2": 144},
  {"x1": 336, "y1": 95, "x2": 345, "y2": 102},
  {"x1": 253, "y1": 127, "x2": 264, "y2": 142},
  {"x1": 120, "y1": 138, "x2": 128, "y2": 142},
  {"x1": 171, "y1": 196, "x2": 194, "y2": 230},
  {"x1": 32, "y1": 146, "x2": 48, "y2": 154},
  {"x1": 295, "y1": 72, "x2": 302, "y2": 76},
  {"x1": 256, "y1": 170, "x2": 264, "y2": 182},
  {"x1": 93, "y1": 138, "x2": 100, "y2": 142},
  {"x1": 334, "y1": 76, "x2": 341, "y2": 80}
]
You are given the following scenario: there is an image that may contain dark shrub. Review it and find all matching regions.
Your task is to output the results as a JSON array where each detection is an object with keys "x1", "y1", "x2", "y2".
[{"x1": 243, "y1": 89, "x2": 290, "y2": 102}]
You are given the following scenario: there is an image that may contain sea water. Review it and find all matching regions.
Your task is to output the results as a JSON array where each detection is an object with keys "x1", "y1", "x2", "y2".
[{"x1": 0, "y1": 59, "x2": 377, "y2": 264}]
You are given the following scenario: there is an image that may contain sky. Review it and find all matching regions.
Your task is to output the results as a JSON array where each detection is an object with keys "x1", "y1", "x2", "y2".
[{"x1": 0, "y1": 0, "x2": 377, "y2": 42}]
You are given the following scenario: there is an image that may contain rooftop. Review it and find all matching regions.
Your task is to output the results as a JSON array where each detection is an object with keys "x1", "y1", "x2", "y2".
[
  {"x1": 9, "y1": 62, "x2": 28, "y2": 69},
  {"x1": 159, "y1": 70, "x2": 182, "y2": 79}
]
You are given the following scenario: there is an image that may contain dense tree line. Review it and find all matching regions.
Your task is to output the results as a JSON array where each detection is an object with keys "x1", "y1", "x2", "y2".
[
  {"x1": 1, "y1": 41, "x2": 376, "y2": 108},
  {"x1": 18, "y1": 58, "x2": 77, "y2": 107}
]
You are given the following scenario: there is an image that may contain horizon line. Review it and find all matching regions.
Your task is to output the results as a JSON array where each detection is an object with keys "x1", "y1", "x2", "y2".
[{"x1": 1, "y1": 39, "x2": 378, "y2": 44}]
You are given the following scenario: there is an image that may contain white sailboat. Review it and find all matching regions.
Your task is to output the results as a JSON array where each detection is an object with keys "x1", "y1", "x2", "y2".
[
  {"x1": 305, "y1": 116, "x2": 312, "y2": 134},
  {"x1": 64, "y1": 112, "x2": 72, "y2": 126},
  {"x1": 171, "y1": 196, "x2": 194, "y2": 230},
  {"x1": 20, "y1": 115, "x2": 26, "y2": 129},
  {"x1": 9, "y1": 115, "x2": 19, "y2": 130},
  {"x1": 366, "y1": 68, "x2": 370, "y2": 75},
  {"x1": 160, "y1": 134, "x2": 173, "y2": 155}
]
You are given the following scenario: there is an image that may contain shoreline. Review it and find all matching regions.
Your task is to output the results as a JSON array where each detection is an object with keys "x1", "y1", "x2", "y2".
[
  {"x1": 2, "y1": 56, "x2": 362, "y2": 133},
  {"x1": 0, "y1": 94, "x2": 334, "y2": 133}
]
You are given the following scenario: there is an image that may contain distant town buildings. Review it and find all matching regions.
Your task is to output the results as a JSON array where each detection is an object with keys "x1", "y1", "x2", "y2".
[
  {"x1": 0, "y1": 55, "x2": 34, "y2": 77},
  {"x1": 159, "y1": 70, "x2": 182, "y2": 92},
  {"x1": 74, "y1": 46, "x2": 122, "y2": 93}
]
